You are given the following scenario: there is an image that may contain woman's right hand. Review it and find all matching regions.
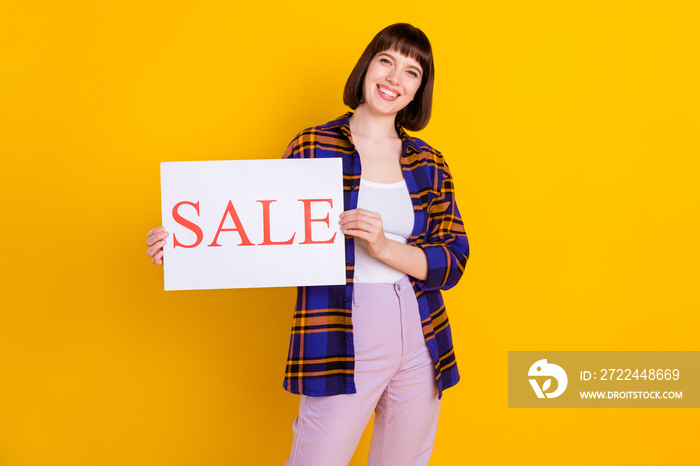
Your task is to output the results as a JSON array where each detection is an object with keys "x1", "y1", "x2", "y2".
[{"x1": 146, "y1": 226, "x2": 169, "y2": 265}]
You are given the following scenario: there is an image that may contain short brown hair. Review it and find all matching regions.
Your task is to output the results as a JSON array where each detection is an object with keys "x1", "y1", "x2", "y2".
[{"x1": 343, "y1": 23, "x2": 434, "y2": 131}]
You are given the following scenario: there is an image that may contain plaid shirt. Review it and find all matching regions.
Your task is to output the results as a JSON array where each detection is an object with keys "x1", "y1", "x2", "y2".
[{"x1": 282, "y1": 112, "x2": 469, "y2": 398}]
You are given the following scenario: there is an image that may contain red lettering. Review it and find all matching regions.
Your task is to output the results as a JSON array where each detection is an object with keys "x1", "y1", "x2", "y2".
[
  {"x1": 257, "y1": 200, "x2": 295, "y2": 245},
  {"x1": 298, "y1": 198, "x2": 337, "y2": 245},
  {"x1": 172, "y1": 201, "x2": 203, "y2": 248},
  {"x1": 207, "y1": 201, "x2": 254, "y2": 247}
]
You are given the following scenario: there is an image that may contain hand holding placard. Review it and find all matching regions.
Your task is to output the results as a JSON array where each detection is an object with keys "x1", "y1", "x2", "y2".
[{"x1": 146, "y1": 226, "x2": 168, "y2": 265}]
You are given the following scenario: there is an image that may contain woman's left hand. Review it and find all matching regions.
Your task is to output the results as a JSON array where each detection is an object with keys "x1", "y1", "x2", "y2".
[{"x1": 339, "y1": 208, "x2": 388, "y2": 259}]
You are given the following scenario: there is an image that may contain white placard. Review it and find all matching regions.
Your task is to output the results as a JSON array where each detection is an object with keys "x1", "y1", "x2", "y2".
[{"x1": 160, "y1": 159, "x2": 346, "y2": 290}]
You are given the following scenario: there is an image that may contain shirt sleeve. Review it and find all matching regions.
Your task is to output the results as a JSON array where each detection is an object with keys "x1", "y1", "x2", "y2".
[
  {"x1": 282, "y1": 130, "x2": 312, "y2": 160},
  {"x1": 415, "y1": 161, "x2": 469, "y2": 291}
]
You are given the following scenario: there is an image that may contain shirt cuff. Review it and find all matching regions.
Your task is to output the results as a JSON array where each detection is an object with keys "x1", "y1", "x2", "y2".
[{"x1": 417, "y1": 243, "x2": 451, "y2": 291}]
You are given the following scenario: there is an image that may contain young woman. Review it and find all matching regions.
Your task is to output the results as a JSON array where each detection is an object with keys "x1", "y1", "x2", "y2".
[{"x1": 147, "y1": 23, "x2": 469, "y2": 466}]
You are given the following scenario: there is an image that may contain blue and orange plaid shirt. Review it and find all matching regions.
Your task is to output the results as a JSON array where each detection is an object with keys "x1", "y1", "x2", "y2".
[{"x1": 282, "y1": 112, "x2": 469, "y2": 398}]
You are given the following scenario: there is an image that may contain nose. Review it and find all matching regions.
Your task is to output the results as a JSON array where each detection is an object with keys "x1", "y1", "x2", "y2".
[{"x1": 386, "y1": 69, "x2": 401, "y2": 86}]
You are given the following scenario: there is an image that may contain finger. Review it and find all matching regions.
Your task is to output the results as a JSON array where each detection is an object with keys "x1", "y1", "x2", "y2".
[
  {"x1": 346, "y1": 209, "x2": 381, "y2": 221},
  {"x1": 339, "y1": 212, "x2": 381, "y2": 226},
  {"x1": 354, "y1": 208, "x2": 381, "y2": 219},
  {"x1": 152, "y1": 250, "x2": 164, "y2": 265},
  {"x1": 345, "y1": 217, "x2": 380, "y2": 230},
  {"x1": 340, "y1": 220, "x2": 380, "y2": 234},
  {"x1": 146, "y1": 231, "x2": 169, "y2": 247},
  {"x1": 146, "y1": 239, "x2": 167, "y2": 257},
  {"x1": 342, "y1": 226, "x2": 382, "y2": 245},
  {"x1": 342, "y1": 229, "x2": 373, "y2": 243},
  {"x1": 340, "y1": 209, "x2": 381, "y2": 221},
  {"x1": 147, "y1": 226, "x2": 165, "y2": 237}
]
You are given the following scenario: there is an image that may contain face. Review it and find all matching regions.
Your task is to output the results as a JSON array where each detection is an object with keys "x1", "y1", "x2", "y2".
[{"x1": 361, "y1": 48, "x2": 424, "y2": 117}]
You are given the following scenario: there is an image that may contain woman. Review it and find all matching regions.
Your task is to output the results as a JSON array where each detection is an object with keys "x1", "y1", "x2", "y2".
[{"x1": 147, "y1": 23, "x2": 469, "y2": 466}]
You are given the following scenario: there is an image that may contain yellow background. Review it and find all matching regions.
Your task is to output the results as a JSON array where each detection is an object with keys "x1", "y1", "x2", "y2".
[{"x1": 1, "y1": 1, "x2": 698, "y2": 464}]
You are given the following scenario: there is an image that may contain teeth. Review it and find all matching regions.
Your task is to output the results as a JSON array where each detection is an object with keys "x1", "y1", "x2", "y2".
[{"x1": 380, "y1": 87, "x2": 398, "y2": 97}]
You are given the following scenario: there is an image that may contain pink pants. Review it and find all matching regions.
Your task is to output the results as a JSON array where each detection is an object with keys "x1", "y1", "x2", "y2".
[{"x1": 286, "y1": 276, "x2": 441, "y2": 466}]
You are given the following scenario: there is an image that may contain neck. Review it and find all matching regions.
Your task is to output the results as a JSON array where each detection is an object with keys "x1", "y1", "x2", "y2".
[{"x1": 349, "y1": 104, "x2": 400, "y2": 139}]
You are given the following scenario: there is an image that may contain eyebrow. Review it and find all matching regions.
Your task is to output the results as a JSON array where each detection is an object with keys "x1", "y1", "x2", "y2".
[{"x1": 377, "y1": 52, "x2": 423, "y2": 75}]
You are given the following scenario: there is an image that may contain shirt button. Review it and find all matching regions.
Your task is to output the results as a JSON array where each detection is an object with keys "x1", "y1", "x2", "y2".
[
  {"x1": 344, "y1": 298, "x2": 348, "y2": 303},
  {"x1": 397, "y1": 284, "x2": 401, "y2": 291},
  {"x1": 345, "y1": 333, "x2": 349, "y2": 339},
  {"x1": 346, "y1": 259, "x2": 351, "y2": 265}
]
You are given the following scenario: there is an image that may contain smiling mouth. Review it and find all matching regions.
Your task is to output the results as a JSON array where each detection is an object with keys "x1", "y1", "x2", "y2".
[{"x1": 377, "y1": 85, "x2": 399, "y2": 98}]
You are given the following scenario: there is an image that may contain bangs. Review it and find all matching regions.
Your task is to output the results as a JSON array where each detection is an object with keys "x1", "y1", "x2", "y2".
[{"x1": 373, "y1": 31, "x2": 432, "y2": 76}]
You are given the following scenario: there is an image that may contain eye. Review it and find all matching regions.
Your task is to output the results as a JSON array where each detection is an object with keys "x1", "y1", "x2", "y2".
[
  {"x1": 407, "y1": 70, "x2": 419, "y2": 78},
  {"x1": 379, "y1": 58, "x2": 392, "y2": 65}
]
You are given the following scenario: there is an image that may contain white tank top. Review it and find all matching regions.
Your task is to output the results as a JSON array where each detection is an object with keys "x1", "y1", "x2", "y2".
[{"x1": 354, "y1": 178, "x2": 415, "y2": 283}]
